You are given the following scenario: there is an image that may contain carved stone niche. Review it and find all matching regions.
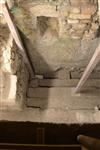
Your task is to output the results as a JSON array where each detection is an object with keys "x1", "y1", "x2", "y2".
[{"x1": 37, "y1": 16, "x2": 59, "y2": 38}]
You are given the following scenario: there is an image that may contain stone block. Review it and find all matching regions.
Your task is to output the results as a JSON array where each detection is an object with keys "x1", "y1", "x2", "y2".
[
  {"x1": 71, "y1": 23, "x2": 86, "y2": 31},
  {"x1": 27, "y1": 88, "x2": 49, "y2": 98},
  {"x1": 69, "y1": 13, "x2": 91, "y2": 20},
  {"x1": 70, "y1": 0, "x2": 81, "y2": 6},
  {"x1": 59, "y1": 9, "x2": 69, "y2": 17},
  {"x1": 54, "y1": 68, "x2": 70, "y2": 79},
  {"x1": 67, "y1": 19, "x2": 79, "y2": 24},
  {"x1": 69, "y1": 6, "x2": 80, "y2": 14},
  {"x1": 39, "y1": 79, "x2": 100, "y2": 88},
  {"x1": 27, "y1": 98, "x2": 46, "y2": 108},
  {"x1": 80, "y1": 19, "x2": 91, "y2": 24},
  {"x1": 70, "y1": 32, "x2": 83, "y2": 39},
  {"x1": 27, "y1": 87, "x2": 100, "y2": 110},
  {"x1": 81, "y1": 4, "x2": 97, "y2": 15},
  {"x1": 30, "y1": 4, "x2": 59, "y2": 17},
  {"x1": 29, "y1": 78, "x2": 39, "y2": 88}
]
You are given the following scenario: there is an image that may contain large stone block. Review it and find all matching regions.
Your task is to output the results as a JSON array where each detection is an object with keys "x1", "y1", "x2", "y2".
[
  {"x1": 27, "y1": 87, "x2": 100, "y2": 110},
  {"x1": 30, "y1": 4, "x2": 59, "y2": 17},
  {"x1": 70, "y1": 0, "x2": 90, "y2": 6}
]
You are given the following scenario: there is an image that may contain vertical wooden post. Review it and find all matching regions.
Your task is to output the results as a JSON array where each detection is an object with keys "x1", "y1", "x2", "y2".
[{"x1": 1, "y1": 1, "x2": 34, "y2": 75}]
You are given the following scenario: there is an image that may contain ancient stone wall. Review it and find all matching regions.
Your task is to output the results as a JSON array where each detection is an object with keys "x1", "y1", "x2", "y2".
[
  {"x1": 0, "y1": 24, "x2": 29, "y2": 110},
  {"x1": 16, "y1": 0, "x2": 99, "y2": 40},
  {"x1": 10, "y1": 0, "x2": 100, "y2": 75}
]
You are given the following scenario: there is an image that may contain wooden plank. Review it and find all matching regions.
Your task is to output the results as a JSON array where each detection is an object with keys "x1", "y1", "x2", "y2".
[
  {"x1": 1, "y1": 2, "x2": 34, "y2": 75},
  {"x1": 75, "y1": 42, "x2": 100, "y2": 93}
]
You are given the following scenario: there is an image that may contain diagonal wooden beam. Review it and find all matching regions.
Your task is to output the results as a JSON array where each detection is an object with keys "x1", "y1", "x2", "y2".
[
  {"x1": 1, "y1": 1, "x2": 34, "y2": 75},
  {"x1": 75, "y1": 43, "x2": 100, "y2": 93},
  {"x1": 77, "y1": 135, "x2": 100, "y2": 149}
]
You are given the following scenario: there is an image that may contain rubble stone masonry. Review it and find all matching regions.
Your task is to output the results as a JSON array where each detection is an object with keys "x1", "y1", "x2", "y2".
[{"x1": 0, "y1": 24, "x2": 29, "y2": 110}]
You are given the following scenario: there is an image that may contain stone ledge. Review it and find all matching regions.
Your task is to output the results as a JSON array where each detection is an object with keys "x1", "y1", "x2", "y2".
[
  {"x1": 38, "y1": 79, "x2": 100, "y2": 88},
  {"x1": 27, "y1": 87, "x2": 100, "y2": 98},
  {"x1": 30, "y1": 4, "x2": 59, "y2": 17},
  {"x1": 0, "y1": 108, "x2": 100, "y2": 124}
]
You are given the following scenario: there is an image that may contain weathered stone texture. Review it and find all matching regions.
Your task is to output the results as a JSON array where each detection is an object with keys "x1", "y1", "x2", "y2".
[
  {"x1": 0, "y1": 25, "x2": 22, "y2": 74},
  {"x1": 10, "y1": 0, "x2": 100, "y2": 75},
  {"x1": 0, "y1": 71, "x2": 18, "y2": 110},
  {"x1": 13, "y1": 0, "x2": 99, "y2": 40},
  {"x1": 0, "y1": 25, "x2": 29, "y2": 109}
]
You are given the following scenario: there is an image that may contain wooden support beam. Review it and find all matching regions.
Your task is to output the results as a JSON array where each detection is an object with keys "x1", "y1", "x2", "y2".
[
  {"x1": 74, "y1": 43, "x2": 100, "y2": 93},
  {"x1": 77, "y1": 135, "x2": 100, "y2": 150},
  {"x1": 1, "y1": 1, "x2": 34, "y2": 75}
]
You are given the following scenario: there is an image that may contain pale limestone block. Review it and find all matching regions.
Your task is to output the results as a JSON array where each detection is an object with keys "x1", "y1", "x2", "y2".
[
  {"x1": 81, "y1": 4, "x2": 97, "y2": 15},
  {"x1": 69, "y1": 13, "x2": 91, "y2": 20},
  {"x1": 67, "y1": 19, "x2": 79, "y2": 24},
  {"x1": 69, "y1": 6, "x2": 80, "y2": 14},
  {"x1": 0, "y1": 73, "x2": 19, "y2": 110},
  {"x1": 30, "y1": 5, "x2": 59, "y2": 17},
  {"x1": 0, "y1": 74, "x2": 17, "y2": 100},
  {"x1": 70, "y1": 0, "x2": 81, "y2": 6}
]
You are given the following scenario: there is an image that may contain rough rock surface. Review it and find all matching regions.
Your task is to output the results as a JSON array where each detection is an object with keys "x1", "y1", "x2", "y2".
[
  {"x1": 0, "y1": 24, "x2": 29, "y2": 109},
  {"x1": 11, "y1": 0, "x2": 100, "y2": 75}
]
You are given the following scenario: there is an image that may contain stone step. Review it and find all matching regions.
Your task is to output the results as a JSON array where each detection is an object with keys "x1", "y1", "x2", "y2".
[
  {"x1": 29, "y1": 79, "x2": 100, "y2": 88},
  {"x1": 27, "y1": 87, "x2": 100, "y2": 109}
]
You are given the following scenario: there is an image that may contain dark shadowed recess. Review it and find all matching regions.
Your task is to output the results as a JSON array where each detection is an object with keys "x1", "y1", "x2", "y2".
[{"x1": 0, "y1": 122, "x2": 100, "y2": 145}]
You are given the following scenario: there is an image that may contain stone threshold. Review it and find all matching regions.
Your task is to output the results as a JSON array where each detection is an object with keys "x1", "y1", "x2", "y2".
[{"x1": 0, "y1": 108, "x2": 100, "y2": 124}]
